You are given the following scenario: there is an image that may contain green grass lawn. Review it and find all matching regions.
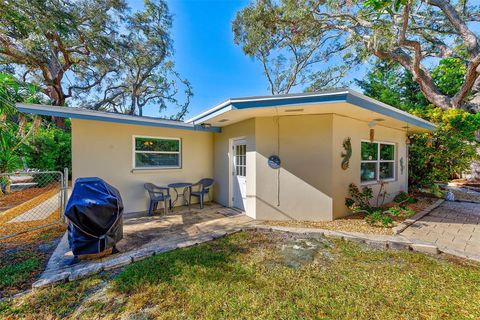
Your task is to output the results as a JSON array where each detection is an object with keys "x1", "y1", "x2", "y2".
[{"x1": 1, "y1": 231, "x2": 480, "y2": 319}]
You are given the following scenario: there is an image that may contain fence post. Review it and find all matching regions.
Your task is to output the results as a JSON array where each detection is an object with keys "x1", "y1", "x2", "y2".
[{"x1": 63, "y1": 167, "x2": 69, "y2": 222}]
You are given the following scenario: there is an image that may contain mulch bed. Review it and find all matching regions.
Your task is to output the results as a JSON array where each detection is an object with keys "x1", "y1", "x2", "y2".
[
  {"x1": 0, "y1": 184, "x2": 58, "y2": 213},
  {"x1": 0, "y1": 224, "x2": 66, "y2": 298},
  {"x1": 265, "y1": 196, "x2": 437, "y2": 235}
]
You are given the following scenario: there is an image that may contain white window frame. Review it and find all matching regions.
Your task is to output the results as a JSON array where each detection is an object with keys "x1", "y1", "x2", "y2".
[
  {"x1": 132, "y1": 135, "x2": 182, "y2": 170},
  {"x1": 360, "y1": 140, "x2": 396, "y2": 185}
]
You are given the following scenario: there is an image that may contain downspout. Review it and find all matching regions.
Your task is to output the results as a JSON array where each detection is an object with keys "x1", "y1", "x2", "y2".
[{"x1": 275, "y1": 107, "x2": 281, "y2": 207}]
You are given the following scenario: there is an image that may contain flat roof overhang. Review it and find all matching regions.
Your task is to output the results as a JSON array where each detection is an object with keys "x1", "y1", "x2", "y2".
[
  {"x1": 187, "y1": 89, "x2": 435, "y2": 133},
  {"x1": 16, "y1": 104, "x2": 221, "y2": 133}
]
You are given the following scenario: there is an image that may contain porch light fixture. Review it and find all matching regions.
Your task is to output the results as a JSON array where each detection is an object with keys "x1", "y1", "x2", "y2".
[
  {"x1": 200, "y1": 123, "x2": 212, "y2": 128},
  {"x1": 368, "y1": 120, "x2": 377, "y2": 143},
  {"x1": 402, "y1": 125, "x2": 410, "y2": 144}
]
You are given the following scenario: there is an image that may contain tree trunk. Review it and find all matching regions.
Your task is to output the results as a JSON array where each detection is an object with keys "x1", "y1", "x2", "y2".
[{"x1": 45, "y1": 82, "x2": 66, "y2": 129}]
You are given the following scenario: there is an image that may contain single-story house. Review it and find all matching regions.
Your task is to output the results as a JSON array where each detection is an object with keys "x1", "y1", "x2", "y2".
[{"x1": 17, "y1": 88, "x2": 435, "y2": 221}]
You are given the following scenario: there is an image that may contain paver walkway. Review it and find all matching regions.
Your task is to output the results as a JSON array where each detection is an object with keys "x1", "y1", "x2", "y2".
[{"x1": 401, "y1": 201, "x2": 480, "y2": 258}]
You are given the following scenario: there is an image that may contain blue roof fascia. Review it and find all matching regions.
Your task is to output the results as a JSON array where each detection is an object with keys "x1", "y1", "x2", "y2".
[
  {"x1": 233, "y1": 93, "x2": 348, "y2": 109},
  {"x1": 345, "y1": 93, "x2": 436, "y2": 131},
  {"x1": 189, "y1": 105, "x2": 235, "y2": 125},
  {"x1": 191, "y1": 93, "x2": 348, "y2": 124},
  {"x1": 16, "y1": 105, "x2": 221, "y2": 133}
]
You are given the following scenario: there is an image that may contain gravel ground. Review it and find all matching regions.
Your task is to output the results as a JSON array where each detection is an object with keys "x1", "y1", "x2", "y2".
[{"x1": 265, "y1": 197, "x2": 436, "y2": 235}]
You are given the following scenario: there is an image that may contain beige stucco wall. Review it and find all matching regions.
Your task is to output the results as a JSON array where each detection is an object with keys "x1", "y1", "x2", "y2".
[
  {"x1": 331, "y1": 114, "x2": 408, "y2": 219},
  {"x1": 214, "y1": 113, "x2": 408, "y2": 221},
  {"x1": 72, "y1": 112, "x2": 408, "y2": 220},
  {"x1": 71, "y1": 119, "x2": 214, "y2": 213},
  {"x1": 253, "y1": 115, "x2": 334, "y2": 221}
]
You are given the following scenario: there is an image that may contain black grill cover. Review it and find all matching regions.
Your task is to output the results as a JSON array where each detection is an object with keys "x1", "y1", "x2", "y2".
[{"x1": 65, "y1": 177, "x2": 123, "y2": 256}]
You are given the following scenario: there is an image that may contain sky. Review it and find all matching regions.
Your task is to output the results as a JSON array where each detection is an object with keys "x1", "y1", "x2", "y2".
[{"x1": 131, "y1": 0, "x2": 364, "y2": 118}]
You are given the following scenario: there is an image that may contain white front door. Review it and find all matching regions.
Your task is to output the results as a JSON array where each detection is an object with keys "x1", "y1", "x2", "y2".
[{"x1": 232, "y1": 140, "x2": 247, "y2": 211}]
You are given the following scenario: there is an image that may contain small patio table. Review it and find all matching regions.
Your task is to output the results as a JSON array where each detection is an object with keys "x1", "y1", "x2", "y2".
[{"x1": 168, "y1": 182, "x2": 192, "y2": 208}]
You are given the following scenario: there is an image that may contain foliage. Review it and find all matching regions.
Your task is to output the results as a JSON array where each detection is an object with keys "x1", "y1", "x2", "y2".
[
  {"x1": 0, "y1": 72, "x2": 71, "y2": 177},
  {"x1": 232, "y1": 0, "x2": 349, "y2": 94},
  {"x1": 385, "y1": 205, "x2": 414, "y2": 218},
  {"x1": 366, "y1": 205, "x2": 414, "y2": 227},
  {"x1": 0, "y1": 0, "x2": 191, "y2": 118},
  {"x1": 0, "y1": 72, "x2": 44, "y2": 173},
  {"x1": 20, "y1": 121, "x2": 72, "y2": 172},
  {"x1": 345, "y1": 183, "x2": 374, "y2": 213},
  {"x1": 357, "y1": 60, "x2": 480, "y2": 186},
  {"x1": 418, "y1": 184, "x2": 446, "y2": 199},
  {"x1": 364, "y1": 210, "x2": 393, "y2": 227},
  {"x1": 408, "y1": 109, "x2": 480, "y2": 185},
  {"x1": 393, "y1": 191, "x2": 417, "y2": 205},
  {"x1": 346, "y1": 184, "x2": 414, "y2": 227},
  {"x1": 233, "y1": 0, "x2": 480, "y2": 111}
]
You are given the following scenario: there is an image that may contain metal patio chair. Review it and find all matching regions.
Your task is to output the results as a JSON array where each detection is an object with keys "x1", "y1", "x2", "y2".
[
  {"x1": 144, "y1": 183, "x2": 172, "y2": 215},
  {"x1": 189, "y1": 178, "x2": 214, "y2": 209}
]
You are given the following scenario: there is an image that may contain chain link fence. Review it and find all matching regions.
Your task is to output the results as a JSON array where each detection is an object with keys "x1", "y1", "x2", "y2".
[{"x1": 0, "y1": 170, "x2": 68, "y2": 240}]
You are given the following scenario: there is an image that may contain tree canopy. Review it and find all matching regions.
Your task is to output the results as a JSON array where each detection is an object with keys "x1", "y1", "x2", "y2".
[
  {"x1": 0, "y1": 0, "x2": 191, "y2": 118},
  {"x1": 233, "y1": 0, "x2": 480, "y2": 111},
  {"x1": 357, "y1": 59, "x2": 480, "y2": 185}
]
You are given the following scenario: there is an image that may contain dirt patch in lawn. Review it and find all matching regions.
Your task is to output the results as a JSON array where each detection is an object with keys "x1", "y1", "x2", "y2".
[
  {"x1": 0, "y1": 224, "x2": 66, "y2": 298},
  {"x1": 265, "y1": 197, "x2": 437, "y2": 235}
]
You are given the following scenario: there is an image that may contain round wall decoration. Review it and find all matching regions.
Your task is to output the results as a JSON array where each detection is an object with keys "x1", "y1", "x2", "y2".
[{"x1": 268, "y1": 155, "x2": 281, "y2": 169}]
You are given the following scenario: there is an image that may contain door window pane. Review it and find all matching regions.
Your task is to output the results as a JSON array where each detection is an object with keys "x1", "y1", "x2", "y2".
[{"x1": 234, "y1": 144, "x2": 246, "y2": 177}]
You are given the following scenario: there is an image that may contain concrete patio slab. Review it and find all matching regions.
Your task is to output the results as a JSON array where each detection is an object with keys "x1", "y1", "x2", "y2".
[{"x1": 34, "y1": 203, "x2": 254, "y2": 288}]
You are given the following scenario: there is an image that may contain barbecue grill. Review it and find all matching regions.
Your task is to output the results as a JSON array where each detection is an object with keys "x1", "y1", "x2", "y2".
[{"x1": 65, "y1": 177, "x2": 123, "y2": 258}]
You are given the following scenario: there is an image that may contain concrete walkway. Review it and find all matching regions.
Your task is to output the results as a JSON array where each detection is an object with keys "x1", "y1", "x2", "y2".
[{"x1": 401, "y1": 201, "x2": 480, "y2": 259}]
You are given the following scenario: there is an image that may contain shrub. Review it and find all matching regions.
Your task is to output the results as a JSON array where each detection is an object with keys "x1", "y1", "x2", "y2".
[
  {"x1": 408, "y1": 108, "x2": 480, "y2": 187},
  {"x1": 345, "y1": 183, "x2": 374, "y2": 213},
  {"x1": 346, "y1": 184, "x2": 415, "y2": 227},
  {"x1": 385, "y1": 205, "x2": 414, "y2": 218},
  {"x1": 364, "y1": 210, "x2": 394, "y2": 227},
  {"x1": 20, "y1": 123, "x2": 71, "y2": 172},
  {"x1": 393, "y1": 191, "x2": 417, "y2": 206}
]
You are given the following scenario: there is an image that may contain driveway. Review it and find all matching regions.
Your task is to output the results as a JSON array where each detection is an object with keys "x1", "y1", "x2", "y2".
[{"x1": 401, "y1": 201, "x2": 480, "y2": 259}]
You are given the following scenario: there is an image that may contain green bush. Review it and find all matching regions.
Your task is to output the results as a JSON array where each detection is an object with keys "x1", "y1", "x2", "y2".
[
  {"x1": 346, "y1": 184, "x2": 415, "y2": 227},
  {"x1": 385, "y1": 206, "x2": 414, "y2": 218},
  {"x1": 20, "y1": 122, "x2": 71, "y2": 173},
  {"x1": 393, "y1": 192, "x2": 417, "y2": 205},
  {"x1": 408, "y1": 108, "x2": 480, "y2": 187},
  {"x1": 365, "y1": 210, "x2": 393, "y2": 227},
  {"x1": 345, "y1": 183, "x2": 374, "y2": 213}
]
